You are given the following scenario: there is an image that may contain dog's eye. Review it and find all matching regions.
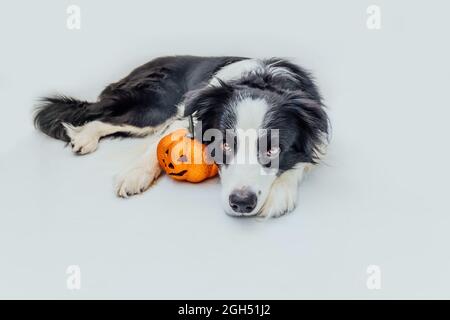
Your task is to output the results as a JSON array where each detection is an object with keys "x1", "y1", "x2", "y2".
[
  {"x1": 266, "y1": 146, "x2": 280, "y2": 158},
  {"x1": 222, "y1": 142, "x2": 232, "y2": 152}
]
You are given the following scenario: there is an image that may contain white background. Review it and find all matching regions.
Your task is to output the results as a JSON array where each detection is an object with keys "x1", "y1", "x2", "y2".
[{"x1": 1, "y1": 0, "x2": 449, "y2": 298}]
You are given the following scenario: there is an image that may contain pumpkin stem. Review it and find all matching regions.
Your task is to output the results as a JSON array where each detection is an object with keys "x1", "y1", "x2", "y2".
[{"x1": 187, "y1": 114, "x2": 194, "y2": 138}]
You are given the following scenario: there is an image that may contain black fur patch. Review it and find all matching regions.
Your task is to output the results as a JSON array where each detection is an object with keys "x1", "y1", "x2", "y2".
[{"x1": 34, "y1": 56, "x2": 246, "y2": 141}]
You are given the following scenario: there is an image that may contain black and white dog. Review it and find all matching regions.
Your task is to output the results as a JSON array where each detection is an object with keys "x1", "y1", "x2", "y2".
[{"x1": 34, "y1": 55, "x2": 329, "y2": 218}]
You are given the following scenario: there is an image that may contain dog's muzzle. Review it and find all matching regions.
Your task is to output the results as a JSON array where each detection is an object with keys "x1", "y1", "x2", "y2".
[{"x1": 228, "y1": 187, "x2": 258, "y2": 215}]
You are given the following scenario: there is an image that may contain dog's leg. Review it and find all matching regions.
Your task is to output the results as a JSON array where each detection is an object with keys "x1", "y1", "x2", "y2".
[
  {"x1": 115, "y1": 137, "x2": 161, "y2": 197},
  {"x1": 63, "y1": 121, "x2": 159, "y2": 155},
  {"x1": 115, "y1": 118, "x2": 188, "y2": 197},
  {"x1": 259, "y1": 165, "x2": 308, "y2": 218}
]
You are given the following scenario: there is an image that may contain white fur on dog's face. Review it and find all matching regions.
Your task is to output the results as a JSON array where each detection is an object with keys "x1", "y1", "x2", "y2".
[
  {"x1": 220, "y1": 161, "x2": 277, "y2": 216},
  {"x1": 219, "y1": 98, "x2": 278, "y2": 216}
]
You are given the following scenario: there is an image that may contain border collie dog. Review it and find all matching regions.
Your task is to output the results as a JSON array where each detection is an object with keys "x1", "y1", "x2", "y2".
[{"x1": 34, "y1": 56, "x2": 329, "y2": 218}]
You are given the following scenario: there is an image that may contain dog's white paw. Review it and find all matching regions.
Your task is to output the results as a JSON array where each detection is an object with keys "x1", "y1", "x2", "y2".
[
  {"x1": 115, "y1": 166, "x2": 161, "y2": 198},
  {"x1": 260, "y1": 187, "x2": 297, "y2": 218},
  {"x1": 63, "y1": 123, "x2": 99, "y2": 155},
  {"x1": 259, "y1": 171, "x2": 300, "y2": 218},
  {"x1": 70, "y1": 133, "x2": 99, "y2": 155}
]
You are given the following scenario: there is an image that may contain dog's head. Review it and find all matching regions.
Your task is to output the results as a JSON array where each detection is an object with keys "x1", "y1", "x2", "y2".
[{"x1": 185, "y1": 69, "x2": 329, "y2": 216}]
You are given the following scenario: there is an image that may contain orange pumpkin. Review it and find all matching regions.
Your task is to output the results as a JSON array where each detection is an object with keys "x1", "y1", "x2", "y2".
[{"x1": 157, "y1": 128, "x2": 218, "y2": 183}]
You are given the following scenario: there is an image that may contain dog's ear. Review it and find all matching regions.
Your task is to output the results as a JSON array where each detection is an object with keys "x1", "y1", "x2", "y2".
[
  {"x1": 183, "y1": 81, "x2": 234, "y2": 137},
  {"x1": 184, "y1": 80, "x2": 233, "y2": 118},
  {"x1": 276, "y1": 92, "x2": 329, "y2": 164}
]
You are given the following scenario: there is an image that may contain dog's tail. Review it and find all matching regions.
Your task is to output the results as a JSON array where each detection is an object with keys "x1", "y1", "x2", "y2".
[{"x1": 34, "y1": 95, "x2": 104, "y2": 142}]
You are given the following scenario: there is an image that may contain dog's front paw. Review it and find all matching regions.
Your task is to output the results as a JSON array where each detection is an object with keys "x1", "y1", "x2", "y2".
[
  {"x1": 115, "y1": 166, "x2": 161, "y2": 198},
  {"x1": 259, "y1": 188, "x2": 297, "y2": 218},
  {"x1": 259, "y1": 172, "x2": 300, "y2": 218}
]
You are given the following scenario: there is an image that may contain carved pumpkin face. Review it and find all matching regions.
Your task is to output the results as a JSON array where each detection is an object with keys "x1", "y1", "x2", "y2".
[{"x1": 157, "y1": 129, "x2": 218, "y2": 183}]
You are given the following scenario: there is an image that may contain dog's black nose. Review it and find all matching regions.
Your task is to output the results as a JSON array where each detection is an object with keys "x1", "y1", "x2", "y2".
[{"x1": 229, "y1": 188, "x2": 257, "y2": 214}]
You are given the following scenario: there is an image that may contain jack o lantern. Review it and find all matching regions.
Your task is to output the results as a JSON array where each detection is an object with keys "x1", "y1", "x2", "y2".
[{"x1": 157, "y1": 128, "x2": 218, "y2": 183}]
